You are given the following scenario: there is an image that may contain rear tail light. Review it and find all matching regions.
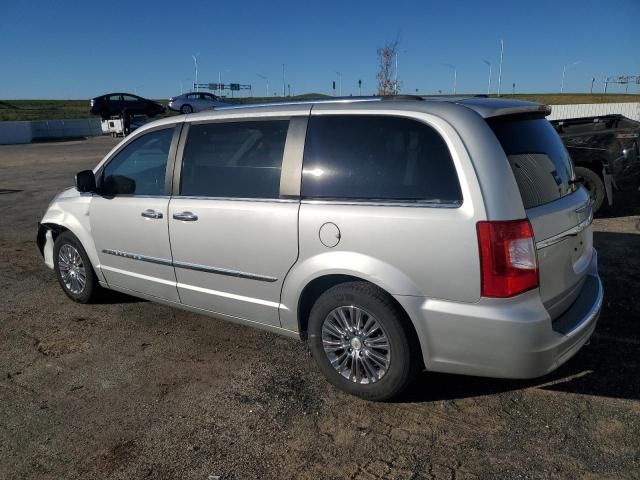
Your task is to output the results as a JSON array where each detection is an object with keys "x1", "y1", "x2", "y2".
[{"x1": 477, "y1": 219, "x2": 538, "y2": 298}]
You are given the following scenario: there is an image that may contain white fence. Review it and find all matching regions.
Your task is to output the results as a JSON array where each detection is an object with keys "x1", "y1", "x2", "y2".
[
  {"x1": 548, "y1": 102, "x2": 640, "y2": 122},
  {"x1": 0, "y1": 118, "x2": 102, "y2": 145}
]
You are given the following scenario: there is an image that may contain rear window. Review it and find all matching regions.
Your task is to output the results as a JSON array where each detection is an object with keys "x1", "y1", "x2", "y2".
[
  {"x1": 489, "y1": 116, "x2": 576, "y2": 209},
  {"x1": 180, "y1": 120, "x2": 288, "y2": 198},
  {"x1": 302, "y1": 115, "x2": 462, "y2": 203}
]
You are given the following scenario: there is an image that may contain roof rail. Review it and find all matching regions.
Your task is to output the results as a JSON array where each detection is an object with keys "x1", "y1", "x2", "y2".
[
  {"x1": 380, "y1": 95, "x2": 425, "y2": 101},
  {"x1": 215, "y1": 96, "x2": 382, "y2": 110}
]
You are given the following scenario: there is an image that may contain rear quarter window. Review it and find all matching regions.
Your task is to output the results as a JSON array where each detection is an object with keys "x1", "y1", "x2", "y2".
[
  {"x1": 301, "y1": 115, "x2": 462, "y2": 204},
  {"x1": 489, "y1": 116, "x2": 577, "y2": 209}
]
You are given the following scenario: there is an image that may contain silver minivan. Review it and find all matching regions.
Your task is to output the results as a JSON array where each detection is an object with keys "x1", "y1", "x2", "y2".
[{"x1": 37, "y1": 97, "x2": 603, "y2": 400}]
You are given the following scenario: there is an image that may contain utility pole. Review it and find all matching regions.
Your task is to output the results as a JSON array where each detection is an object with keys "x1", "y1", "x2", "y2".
[
  {"x1": 483, "y1": 59, "x2": 492, "y2": 95},
  {"x1": 192, "y1": 54, "x2": 199, "y2": 92},
  {"x1": 497, "y1": 39, "x2": 504, "y2": 97}
]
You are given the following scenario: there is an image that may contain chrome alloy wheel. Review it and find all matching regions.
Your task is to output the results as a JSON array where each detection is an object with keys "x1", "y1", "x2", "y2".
[
  {"x1": 58, "y1": 244, "x2": 86, "y2": 294},
  {"x1": 321, "y1": 306, "x2": 391, "y2": 384}
]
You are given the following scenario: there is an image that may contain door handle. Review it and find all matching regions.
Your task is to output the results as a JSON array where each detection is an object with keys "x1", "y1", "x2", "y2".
[
  {"x1": 173, "y1": 211, "x2": 198, "y2": 221},
  {"x1": 141, "y1": 209, "x2": 163, "y2": 219}
]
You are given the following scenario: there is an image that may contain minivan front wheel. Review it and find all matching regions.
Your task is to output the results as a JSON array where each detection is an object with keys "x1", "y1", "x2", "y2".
[
  {"x1": 308, "y1": 282, "x2": 418, "y2": 401},
  {"x1": 53, "y1": 231, "x2": 99, "y2": 303}
]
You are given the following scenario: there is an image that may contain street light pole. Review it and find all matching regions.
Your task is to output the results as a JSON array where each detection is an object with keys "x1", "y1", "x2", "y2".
[
  {"x1": 561, "y1": 60, "x2": 581, "y2": 93},
  {"x1": 442, "y1": 63, "x2": 457, "y2": 95},
  {"x1": 257, "y1": 74, "x2": 269, "y2": 97},
  {"x1": 497, "y1": 39, "x2": 504, "y2": 97},
  {"x1": 282, "y1": 64, "x2": 286, "y2": 97},
  {"x1": 483, "y1": 59, "x2": 492, "y2": 95},
  {"x1": 395, "y1": 53, "x2": 399, "y2": 95},
  {"x1": 192, "y1": 54, "x2": 199, "y2": 92}
]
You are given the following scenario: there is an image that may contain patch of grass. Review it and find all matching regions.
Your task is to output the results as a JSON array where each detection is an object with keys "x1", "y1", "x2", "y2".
[
  {"x1": 0, "y1": 100, "x2": 93, "y2": 121},
  {"x1": 1, "y1": 92, "x2": 638, "y2": 121}
]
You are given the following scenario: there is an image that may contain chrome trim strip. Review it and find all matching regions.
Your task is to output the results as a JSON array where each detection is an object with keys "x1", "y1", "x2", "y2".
[
  {"x1": 301, "y1": 199, "x2": 461, "y2": 208},
  {"x1": 172, "y1": 196, "x2": 298, "y2": 203},
  {"x1": 536, "y1": 203, "x2": 594, "y2": 250},
  {"x1": 101, "y1": 249, "x2": 277, "y2": 282},
  {"x1": 173, "y1": 260, "x2": 278, "y2": 282},
  {"x1": 102, "y1": 249, "x2": 173, "y2": 266},
  {"x1": 86, "y1": 194, "x2": 172, "y2": 199}
]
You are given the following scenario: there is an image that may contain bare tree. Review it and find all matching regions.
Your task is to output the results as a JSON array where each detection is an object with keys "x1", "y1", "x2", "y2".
[{"x1": 376, "y1": 39, "x2": 400, "y2": 95}]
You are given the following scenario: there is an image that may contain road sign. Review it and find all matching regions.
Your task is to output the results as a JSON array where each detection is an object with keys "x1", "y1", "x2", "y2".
[{"x1": 230, "y1": 83, "x2": 240, "y2": 91}]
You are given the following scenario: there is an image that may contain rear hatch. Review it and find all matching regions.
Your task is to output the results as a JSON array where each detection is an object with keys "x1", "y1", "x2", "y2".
[{"x1": 488, "y1": 115, "x2": 594, "y2": 319}]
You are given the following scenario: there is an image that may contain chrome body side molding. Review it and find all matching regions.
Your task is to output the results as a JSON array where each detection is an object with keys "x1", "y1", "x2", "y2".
[{"x1": 101, "y1": 249, "x2": 277, "y2": 282}]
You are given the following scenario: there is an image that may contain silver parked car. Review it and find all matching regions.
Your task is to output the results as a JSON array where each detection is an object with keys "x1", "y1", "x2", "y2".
[
  {"x1": 168, "y1": 92, "x2": 230, "y2": 114},
  {"x1": 37, "y1": 96, "x2": 603, "y2": 400}
]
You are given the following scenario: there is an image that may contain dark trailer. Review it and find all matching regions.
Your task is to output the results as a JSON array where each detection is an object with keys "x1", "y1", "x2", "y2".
[{"x1": 552, "y1": 114, "x2": 640, "y2": 212}]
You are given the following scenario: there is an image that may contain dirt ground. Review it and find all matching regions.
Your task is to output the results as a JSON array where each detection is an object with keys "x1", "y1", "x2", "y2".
[{"x1": 0, "y1": 136, "x2": 638, "y2": 480}]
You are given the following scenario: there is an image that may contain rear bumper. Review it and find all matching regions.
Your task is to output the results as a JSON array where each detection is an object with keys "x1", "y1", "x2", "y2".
[{"x1": 395, "y1": 250, "x2": 602, "y2": 379}]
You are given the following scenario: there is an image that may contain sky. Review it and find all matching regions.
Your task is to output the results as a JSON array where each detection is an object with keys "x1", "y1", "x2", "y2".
[{"x1": 1, "y1": 0, "x2": 639, "y2": 99}]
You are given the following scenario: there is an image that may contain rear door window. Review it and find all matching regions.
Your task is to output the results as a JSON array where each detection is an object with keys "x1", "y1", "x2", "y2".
[
  {"x1": 180, "y1": 120, "x2": 289, "y2": 198},
  {"x1": 489, "y1": 116, "x2": 576, "y2": 209},
  {"x1": 301, "y1": 115, "x2": 462, "y2": 203}
]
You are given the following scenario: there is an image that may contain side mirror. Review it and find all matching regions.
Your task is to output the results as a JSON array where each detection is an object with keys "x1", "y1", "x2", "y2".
[{"x1": 75, "y1": 170, "x2": 96, "y2": 193}]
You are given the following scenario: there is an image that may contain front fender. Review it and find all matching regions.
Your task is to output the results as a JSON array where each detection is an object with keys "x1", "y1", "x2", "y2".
[
  {"x1": 279, "y1": 250, "x2": 423, "y2": 332},
  {"x1": 39, "y1": 193, "x2": 105, "y2": 283}
]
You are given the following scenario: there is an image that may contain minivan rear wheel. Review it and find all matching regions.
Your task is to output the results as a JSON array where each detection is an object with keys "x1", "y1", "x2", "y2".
[
  {"x1": 53, "y1": 231, "x2": 100, "y2": 303},
  {"x1": 307, "y1": 282, "x2": 418, "y2": 401}
]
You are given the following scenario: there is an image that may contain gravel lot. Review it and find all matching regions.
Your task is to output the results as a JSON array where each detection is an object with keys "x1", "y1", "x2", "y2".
[{"x1": 1, "y1": 136, "x2": 639, "y2": 480}]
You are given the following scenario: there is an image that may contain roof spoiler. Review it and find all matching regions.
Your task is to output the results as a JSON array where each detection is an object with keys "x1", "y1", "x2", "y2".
[{"x1": 486, "y1": 104, "x2": 552, "y2": 119}]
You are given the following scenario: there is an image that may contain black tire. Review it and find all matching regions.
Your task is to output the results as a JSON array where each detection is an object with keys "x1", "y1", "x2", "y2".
[
  {"x1": 575, "y1": 166, "x2": 606, "y2": 213},
  {"x1": 53, "y1": 231, "x2": 100, "y2": 304},
  {"x1": 180, "y1": 104, "x2": 193, "y2": 114},
  {"x1": 308, "y1": 282, "x2": 419, "y2": 401}
]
